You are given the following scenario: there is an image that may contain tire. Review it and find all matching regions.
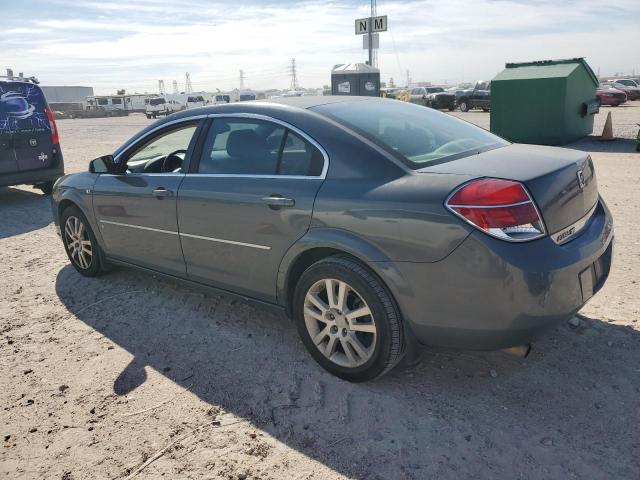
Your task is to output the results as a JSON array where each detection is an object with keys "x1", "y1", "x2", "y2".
[
  {"x1": 448, "y1": 106, "x2": 455, "y2": 111},
  {"x1": 38, "y1": 181, "x2": 54, "y2": 195},
  {"x1": 293, "y1": 255, "x2": 405, "y2": 382},
  {"x1": 482, "y1": 108, "x2": 489, "y2": 112},
  {"x1": 146, "y1": 114, "x2": 152, "y2": 119},
  {"x1": 458, "y1": 99, "x2": 469, "y2": 112},
  {"x1": 60, "y1": 205, "x2": 106, "y2": 277}
]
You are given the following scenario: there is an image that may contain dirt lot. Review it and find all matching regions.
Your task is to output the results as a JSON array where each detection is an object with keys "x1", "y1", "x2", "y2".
[{"x1": 1, "y1": 105, "x2": 639, "y2": 479}]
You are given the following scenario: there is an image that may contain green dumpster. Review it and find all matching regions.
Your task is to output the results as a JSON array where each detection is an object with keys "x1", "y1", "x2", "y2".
[{"x1": 490, "y1": 58, "x2": 599, "y2": 145}]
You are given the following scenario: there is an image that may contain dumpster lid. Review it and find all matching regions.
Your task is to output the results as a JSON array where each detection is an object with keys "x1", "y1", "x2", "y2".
[
  {"x1": 332, "y1": 63, "x2": 380, "y2": 73},
  {"x1": 494, "y1": 58, "x2": 598, "y2": 86}
]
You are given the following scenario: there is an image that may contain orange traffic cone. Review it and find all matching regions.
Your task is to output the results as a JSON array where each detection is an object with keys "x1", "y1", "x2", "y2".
[{"x1": 599, "y1": 111, "x2": 614, "y2": 141}]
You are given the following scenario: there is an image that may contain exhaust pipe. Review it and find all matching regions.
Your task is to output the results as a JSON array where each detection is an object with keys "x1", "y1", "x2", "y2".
[{"x1": 502, "y1": 344, "x2": 531, "y2": 358}]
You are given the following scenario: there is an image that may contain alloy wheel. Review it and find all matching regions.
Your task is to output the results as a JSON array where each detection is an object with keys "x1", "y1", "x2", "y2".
[
  {"x1": 303, "y1": 278, "x2": 377, "y2": 368},
  {"x1": 64, "y1": 216, "x2": 93, "y2": 269}
]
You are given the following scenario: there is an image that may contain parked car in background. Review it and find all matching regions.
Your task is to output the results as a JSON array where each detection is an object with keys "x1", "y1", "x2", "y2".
[
  {"x1": 0, "y1": 76, "x2": 64, "y2": 194},
  {"x1": 51, "y1": 97, "x2": 613, "y2": 381},
  {"x1": 214, "y1": 94, "x2": 231, "y2": 105},
  {"x1": 456, "y1": 81, "x2": 491, "y2": 112},
  {"x1": 145, "y1": 97, "x2": 183, "y2": 118},
  {"x1": 609, "y1": 79, "x2": 639, "y2": 88},
  {"x1": 409, "y1": 87, "x2": 455, "y2": 110},
  {"x1": 603, "y1": 81, "x2": 640, "y2": 100},
  {"x1": 596, "y1": 86, "x2": 627, "y2": 106},
  {"x1": 186, "y1": 95, "x2": 206, "y2": 109}
]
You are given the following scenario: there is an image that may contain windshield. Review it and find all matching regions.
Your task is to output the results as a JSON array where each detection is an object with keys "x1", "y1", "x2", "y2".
[
  {"x1": 426, "y1": 87, "x2": 444, "y2": 93},
  {"x1": 313, "y1": 99, "x2": 508, "y2": 168}
]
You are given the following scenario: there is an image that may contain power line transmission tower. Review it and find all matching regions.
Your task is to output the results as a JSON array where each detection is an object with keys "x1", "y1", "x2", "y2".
[
  {"x1": 239, "y1": 69, "x2": 245, "y2": 90},
  {"x1": 406, "y1": 70, "x2": 412, "y2": 87},
  {"x1": 158, "y1": 80, "x2": 166, "y2": 95},
  {"x1": 185, "y1": 72, "x2": 193, "y2": 93},
  {"x1": 288, "y1": 58, "x2": 298, "y2": 91},
  {"x1": 172, "y1": 80, "x2": 179, "y2": 94}
]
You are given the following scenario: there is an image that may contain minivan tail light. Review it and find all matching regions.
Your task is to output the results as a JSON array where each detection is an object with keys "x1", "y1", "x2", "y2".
[
  {"x1": 446, "y1": 178, "x2": 546, "y2": 242},
  {"x1": 45, "y1": 107, "x2": 59, "y2": 145}
]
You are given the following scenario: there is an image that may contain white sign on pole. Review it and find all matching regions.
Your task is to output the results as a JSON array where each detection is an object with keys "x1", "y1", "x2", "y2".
[
  {"x1": 363, "y1": 33, "x2": 379, "y2": 49},
  {"x1": 355, "y1": 15, "x2": 387, "y2": 35}
]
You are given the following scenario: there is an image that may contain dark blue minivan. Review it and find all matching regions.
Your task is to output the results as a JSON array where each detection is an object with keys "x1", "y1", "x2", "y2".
[{"x1": 0, "y1": 77, "x2": 64, "y2": 194}]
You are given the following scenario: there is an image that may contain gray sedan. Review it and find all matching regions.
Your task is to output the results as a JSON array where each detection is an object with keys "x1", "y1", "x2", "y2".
[{"x1": 51, "y1": 97, "x2": 613, "y2": 381}]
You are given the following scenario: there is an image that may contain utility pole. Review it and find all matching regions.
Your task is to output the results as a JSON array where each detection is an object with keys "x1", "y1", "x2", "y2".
[
  {"x1": 158, "y1": 80, "x2": 166, "y2": 95},
  {"x1": 239, "y1": 69, "x2": 245, "y2": 90},
  {"x1": 185, "y1": 72, "x2": 193, "y2": 93},
  {"x1": 406, "y1": 69, "x2": 412, "y2": 88},
  {"x1": 367, "y1": 0, "x2": 377, "y2": 67},
  {"x1": 288, "y1": 58, "x2": 298, "y2": 91},
  {"x1": 172, "y1": 80, "x2": 179, "y2": 94}
]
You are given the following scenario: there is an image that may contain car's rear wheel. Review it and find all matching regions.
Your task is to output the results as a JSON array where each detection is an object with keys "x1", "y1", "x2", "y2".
[
  {"x1": 293, "y1": 255, "x2": 405, "y2": 381},
  {"x1": 60, "y1": 205, "x2": 105, "y2": 277}
]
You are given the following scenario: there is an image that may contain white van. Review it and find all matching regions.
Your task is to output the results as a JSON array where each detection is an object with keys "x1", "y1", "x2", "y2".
[
  {"x1": 144, "y1": 97, "x2": 183, "y2": 118},
  {"x1": 186, "y1": 95, "x2": 206, "y2": 109}
]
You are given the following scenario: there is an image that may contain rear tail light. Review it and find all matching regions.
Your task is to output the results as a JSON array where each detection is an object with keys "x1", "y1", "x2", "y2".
[
  {"x1": 45, "y1": 106, "x2": 60, "y2": 145},
  {"x1": 445, "y1": 178, "x2": 546, "y2": 242}
]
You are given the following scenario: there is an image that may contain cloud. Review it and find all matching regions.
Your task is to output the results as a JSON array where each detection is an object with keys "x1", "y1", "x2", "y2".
[{"x1": 2, "y1": 0, "x2": 639, "y2": 94}]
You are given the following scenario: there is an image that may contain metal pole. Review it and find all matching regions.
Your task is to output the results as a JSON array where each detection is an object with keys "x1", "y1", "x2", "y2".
[{"x1": 368, "y1": 0, "x2": 373, "y2": 65}]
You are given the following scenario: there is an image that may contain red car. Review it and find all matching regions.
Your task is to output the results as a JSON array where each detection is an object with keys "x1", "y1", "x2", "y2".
[
  {"x1": 596, "y1": 86, "x2": 627, "y2": 106},
  {"x1": 604, "y1": 81, "x2": 640, "y2": 100}
]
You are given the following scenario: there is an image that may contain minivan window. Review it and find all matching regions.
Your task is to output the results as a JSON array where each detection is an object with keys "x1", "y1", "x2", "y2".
[
  {"x1": 97, "y1": 98, "x2": 108, "y2": 106},
  {"x1": 313, "y1": 99, "x2": 508, "y2": 168},
  {"x1": 111, "y1": 98, "x2": 122, "y2": 105}
]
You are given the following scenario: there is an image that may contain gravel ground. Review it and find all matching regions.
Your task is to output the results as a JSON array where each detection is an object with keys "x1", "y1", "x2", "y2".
[{"x1": 1, "y1": 104, "x2": 639, "y2": 480}]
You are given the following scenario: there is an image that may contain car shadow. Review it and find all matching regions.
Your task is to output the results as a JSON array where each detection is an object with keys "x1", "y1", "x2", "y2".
[
  {"x1": 0, "y1": 187, "x2": 52, "y2": 239},
  {"x1": 567, "y1": 137, "x2": 638, "y2": 153},
  {"x1": 54, "y1": 265, "x2": 640, "y2": 479}
]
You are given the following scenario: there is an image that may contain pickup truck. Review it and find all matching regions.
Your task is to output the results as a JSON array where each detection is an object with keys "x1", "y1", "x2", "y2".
[{"x1": 456, "y1": 81, "x2": 491, "y2": 112}]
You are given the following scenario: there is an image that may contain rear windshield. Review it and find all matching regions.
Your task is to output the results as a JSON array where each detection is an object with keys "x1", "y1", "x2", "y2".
[
  {"x1": 188, "y1": 96, "x2": 204, "y2": 102},
  {"x1": 149, "y1": 98, "x2": 166, "y2": 106},
  {"x1": 0, "y1": 81, "x2": 50, "y2": 134},
  {"x1": 313, "y1": 99, "x2": 508, "y2": 168}
]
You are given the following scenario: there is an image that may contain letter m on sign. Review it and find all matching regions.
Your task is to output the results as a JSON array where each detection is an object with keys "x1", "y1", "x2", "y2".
[{"x1": 373, "y1": 16, "x2": 387, "y2": 32}]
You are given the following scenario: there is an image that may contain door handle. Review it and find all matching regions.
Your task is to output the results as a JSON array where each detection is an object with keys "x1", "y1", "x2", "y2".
[
  {"x1": 152, "y1": 187, "x2": 173, "y2": 198},
  {"x1": 261, "y1": 195, "x2": 295, "y2": 207}
]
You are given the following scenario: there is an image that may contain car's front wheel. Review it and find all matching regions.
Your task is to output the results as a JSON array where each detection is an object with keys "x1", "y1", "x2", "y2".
[
  {"x1": 293, "y1": 255, "x2": 405, "y2": 381},
  {"x1": 60, "y1": 205, "x2": 106, "y2": 277},
  {"x1": 458, "y1": 99, "x2": 469, "y2": 112}
]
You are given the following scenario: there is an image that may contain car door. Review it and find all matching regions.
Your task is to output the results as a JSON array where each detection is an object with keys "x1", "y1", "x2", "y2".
[
  {"x1": 177, "y1": 115, "x2": 327, "y2": 302},
  {"x1": 92, "y1": 119, "x2": 202, "y2": 276}
]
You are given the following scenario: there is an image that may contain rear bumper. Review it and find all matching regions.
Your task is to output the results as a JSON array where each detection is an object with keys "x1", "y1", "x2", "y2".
[
  {"x1": 382, "y1": 198, "x2": 614, "y2": 350},
  {"x1": 0, "y1": 163, "x2": 64, "y2": 188}
]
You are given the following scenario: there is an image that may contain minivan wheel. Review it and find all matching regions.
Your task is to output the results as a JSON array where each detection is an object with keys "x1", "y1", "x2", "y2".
[
  {"x1": 293, "y1": 255, "x2": 405, "y2": 381},
  {"x1": 38, "y1": 181, "x2": 54, "y2": 195},
  {"x1": 60, "y1": 206, "x2": 105, "y2": 277}
]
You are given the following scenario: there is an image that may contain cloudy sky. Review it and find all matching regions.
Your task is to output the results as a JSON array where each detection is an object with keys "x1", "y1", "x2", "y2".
[{"x1": 3, "y1": 0, "x2": 639, "y2": 94}]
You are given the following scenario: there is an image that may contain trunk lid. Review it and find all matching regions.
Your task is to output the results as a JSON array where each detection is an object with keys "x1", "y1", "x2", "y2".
[{"x1": 420, "y1": 144, "x2": 598, "y2": 234}]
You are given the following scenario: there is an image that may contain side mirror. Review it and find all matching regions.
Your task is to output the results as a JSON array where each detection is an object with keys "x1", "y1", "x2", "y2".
[{"x1": 89, "y1": 155, "x2": 116, "y2": 174}]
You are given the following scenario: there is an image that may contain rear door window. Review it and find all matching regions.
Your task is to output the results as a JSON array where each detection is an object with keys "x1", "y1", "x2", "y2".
[{"x1": 197, "y1": 118, "x2": 324, "y2": 176}]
